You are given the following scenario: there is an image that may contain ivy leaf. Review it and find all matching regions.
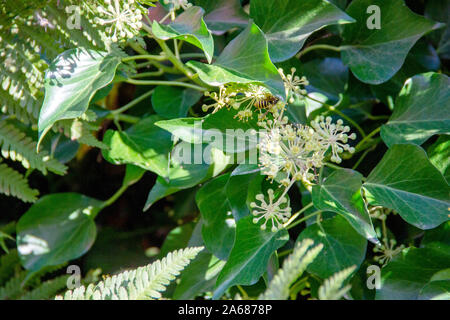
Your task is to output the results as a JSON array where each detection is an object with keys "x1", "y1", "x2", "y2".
[
  {"x1": 152, "y1": 6, "x2": 214, "y2": 63},
  {"x1": 213, "y1": 216, "x2": 289, "y2": 299},
  {"x1": 381, "y1": 73, "x2": 450, "y2": 147},
  {"x1": 193, "y1": 0, "x2": 249, "y2": 34},
  {"x1": 341, "y1": 0, "x2": 443, "y2": 84},
  {"x1": 151, "y1": 86, "x2": 202, "y2": 119},
  {"x1": 187, "y1": 22, "x2": 285, "y2": 99},
  {"x1": 172, "y1": 220, "x2": 226, "y2": 299},
  {"x1": 363, "y1": 144, "x2": 450, "y2": 230},
  {"x1": 16, "y1": 193, "x2": 101, "y2": 271},
  {"x1": 250, "y1": 0, "x2": 354, "y2": 62},
  {"x1": 226, "y1": 164, "x2": 264, "y2": 221},
  {"x1": 102, "y1": 115, "x2": 173, "y2": 177},
  {"x1": 143, "y1": 143, "x2": 230, "y2": 210},
  {"x1": 155, "y1": 107, "x2": 259, "y2": 153},
  {"x1": 296, "y1": 215, "x2": 367, "y2": 278},
  {"x1": 376, "y1": 247, "x2": 450, "y2": 300},
  {"x1": 38, "y1": 49, "x2": 121, "y2": 148},
  {"x1": 196, "y1": 173, "x2": 236, "y2": 260},
  {"x1": 428, "y1": 135, "x2": 450, "y2": 183},
  {"x1": 419, "y1": 280, "x2": 450, "y2": 300},
  {"x1": 312, "y1": 168, "x2": 378, "y2": 244}
]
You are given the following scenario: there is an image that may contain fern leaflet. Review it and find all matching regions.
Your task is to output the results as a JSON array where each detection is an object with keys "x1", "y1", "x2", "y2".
[
  {"x1": 259, "y1": 239, "x2": 323, "y2": 300},
  {"x1": 318, "y1": 265, "x2": 357, "y2": 300},
  {"x1": 57, "y1": 247, "x2": 203, "y2": 300}
]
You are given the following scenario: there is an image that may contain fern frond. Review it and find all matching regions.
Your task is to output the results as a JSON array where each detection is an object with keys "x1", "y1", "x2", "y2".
[
  {"x1": 259, "y1": 239, "x2": 323, "y2": 300},
  {"x1": 0, "y1": 120, "x2": 67, "y2": 175},
  {"x1": 0, "y1": 249, "x2": 20, "y2": 287},
  {"x1": 0, "y1": 161, "x2": 39, "y2": 202},
  {"x1": 57, "y1": 247, "x2": 203, "y2": 300},
  {"x1": 0, "y1": 270, "x2": 27, "y2": 300},
  {"x1": 318, "y1": 265, "x2": 357, "y2": 300},
  {"x1": 20, "y1": 275, "x2": 70, "y2": 300}
]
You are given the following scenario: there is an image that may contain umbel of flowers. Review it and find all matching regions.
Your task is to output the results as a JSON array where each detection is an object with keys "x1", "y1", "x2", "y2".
[{"x1": 202, "y1": 68, "x2": 357, "y2": 232}]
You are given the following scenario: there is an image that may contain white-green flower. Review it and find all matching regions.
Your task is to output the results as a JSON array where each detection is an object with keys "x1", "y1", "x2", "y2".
[
  {"x1": 95, "y1": 0, "x2": 143, "y2": 42},
  {"x1": 251, "y1": 189, "x2": 291, "y2": 232}
]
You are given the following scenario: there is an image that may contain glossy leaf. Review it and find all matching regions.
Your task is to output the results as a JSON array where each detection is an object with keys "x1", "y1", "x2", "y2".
[
  {"x1": 312, "y1": 168, "x2": 378, "y2": 243},
  {"x1": 381, "y1": 73, "x2": 450, "y2": 147},
  {"x1": 376, "y1": 247, "x2": 450, "y2": 300},
  {"x1": 428, "y1": 135, "x2": 450, "y2": 182},
  {"x1": 213, "y1": 216, "x2": 289, "y2": 299},
  {"x1": 38, "y1": 49, "x2": 121, "y2": 146},
  {"x1": 155, "y1": 107, "x2": 259, "y2": 153},
  {"x1": 16, "y1": 193, "x2": 101, "y2": 271},
  {"x1": 193, "y1": 0, "x2": 249, "y2": 34},
  {"x1": 419, "y1": 280, "x2": 450, "y2": 300},
  {"x1": 196, "y1": 173, "x2": 236, "y2": 260},
  {"x1": 151, "y1": 86, "x2": 202, "y2": 119},
  {"x1": 250, "y1": 0, "x2": 354, "y2": 62},
  {"x1": 363, "y1": 144, "x2": 450, "y2": 230},
  {"x1": 152, "y1": 6, "x2": 214, "y2": 63},
  {"x1": 143, "y1": 143, "x2": 230, "y2": 210},
  {"x1": 226, "y1": 164, "x2": 264, "y2": 221},
  {"x1": 102, "y1": 115, "x2": 173, "y2": 177},
  {"x1": 341, "y1": 0, "x2": 443, "y2": 84},
  {"x1": 297, "y1": 215, "x2": 367, "y2": 278},
  {"x1": 187, "y1": 22, "x2": 285, "y2": 98}
]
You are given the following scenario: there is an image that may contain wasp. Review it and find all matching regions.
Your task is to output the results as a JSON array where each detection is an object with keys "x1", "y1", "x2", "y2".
[{"x1": 254, "y1": 94, "x2": 279, "y2": 110}]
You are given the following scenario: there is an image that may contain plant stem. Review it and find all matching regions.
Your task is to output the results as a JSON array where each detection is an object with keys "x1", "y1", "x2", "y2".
[
  {"x1": 297, "y1": 44, "x2": 346, "y2": 59},
  {"x1": 131, "y1": 70, "x2": 164, "y2": 78},
  {"x1": 111, "y1": 89, "x2": 155, "y2": 115},
  {"x1": 284, "y1": 202, "x2": 314, "y2": 228},
  {"x1": 125, "y1": 78, "x2": 206, "y2": 91},
  {"x1": 286, "y1": 209, "x2": 322, "y2": 230},
  {"x1": 122, "y1": 54, "x2": 166, "y2": 62},
  {"x1": 355, "y1": 126, "x2": 381, "y2": 151},
  {"x1": 106, "y1": 113, "x2": 140, "y2": 124}
]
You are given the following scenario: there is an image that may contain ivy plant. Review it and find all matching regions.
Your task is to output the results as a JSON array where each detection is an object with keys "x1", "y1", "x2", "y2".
[{"x1": 0, "y1": 0, "x2": 449, "y2": 301}]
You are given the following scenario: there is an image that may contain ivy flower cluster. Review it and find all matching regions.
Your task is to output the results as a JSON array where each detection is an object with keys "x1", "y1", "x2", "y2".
[
  {"x1": 200, "y1": 68, "x2": 355, "y2": 232},
  {"x1": 278, "y1": 67, "x2": 309, "y2": 103},
  {"x1": 373, "y1": 238, "x2": 405, "y2": 265},
  {"x1": 94, "y1": 0, "x2": 144, "y2": 43},
  {"x1": 250, "y1": 189, "x2": 291, "y2": 232},
  {"x1": 202, "y1": 84, "x2": 283, "y2": 121},
  {"x1": 163, "y1": 0, "x2": 193, "y2": 11}
]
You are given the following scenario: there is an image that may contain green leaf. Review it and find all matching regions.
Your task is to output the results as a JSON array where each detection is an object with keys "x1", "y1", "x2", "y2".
[
  {"x1": 428, "y1": 135, "x2": 450, "y2": 182},
  {"x1": 297, "y1": 215, "x2": 367, "y2": 278},
  {"x1": 250, "y1": 0, "x2": 354, "y2": 62},
  {"x1": 193, "y1": 0, "x2": 249, "y2": 34},
  {"x1": 187, "y1": 22, "x2": 285, "y2": 99},
  {"x1": 155, "y1": 107, "x2": 259, "y2": 153},
  {"x1": 38, "y1": 49, "x2": 121, "y2": 147},
  {"x1": 376, "y1": 247, "x2": 450, "y2": 300},
  {"x1": 213, "y1": 216, "x2": 288, "y2": 299},
  {"x1": 16, "y1": 193, "x2": 101, "y2": 271},
  {"x1": 363, "y1": 144, "x2": 450, "y2": 230},
  {"x1": 159, "y1": 223, "x2": 195, "y2": 257},
  {"x1": 381, "y1": 73, "x2": 450, "y2": 147},
  {"x1": 370, "y1": 40, "x2": 440, "y2": 105},
  {"x1": 341, "y1": 0, "x2": 443, "y2": 84},
  {"x1": 226, "y1": 164, "x2": 263, "y2": 221},
  {"x1": 312, "y1": 168, "x2": 378, "y2": 243},
  {"x1": 173, "y1": 250, "x2": 226, "y2": 299},
  {"x1": 143, "y1": 143, "x2": 230, "y2": 210},
  {"x1": 102, "y1": 115, "x2": 173, "y2": 177},
  {"x1": 152, "y1": 6, "x2": 214, "y2": 63},
  {"x1": 151, "y1": 86, "x2": 202, "y2": 119},
  {"x1": 419, "y1": 280, "x2": 450, "y2": 300},
  {"x1": 196, "y1": 173, "x2": 236, "y2": 260}
]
